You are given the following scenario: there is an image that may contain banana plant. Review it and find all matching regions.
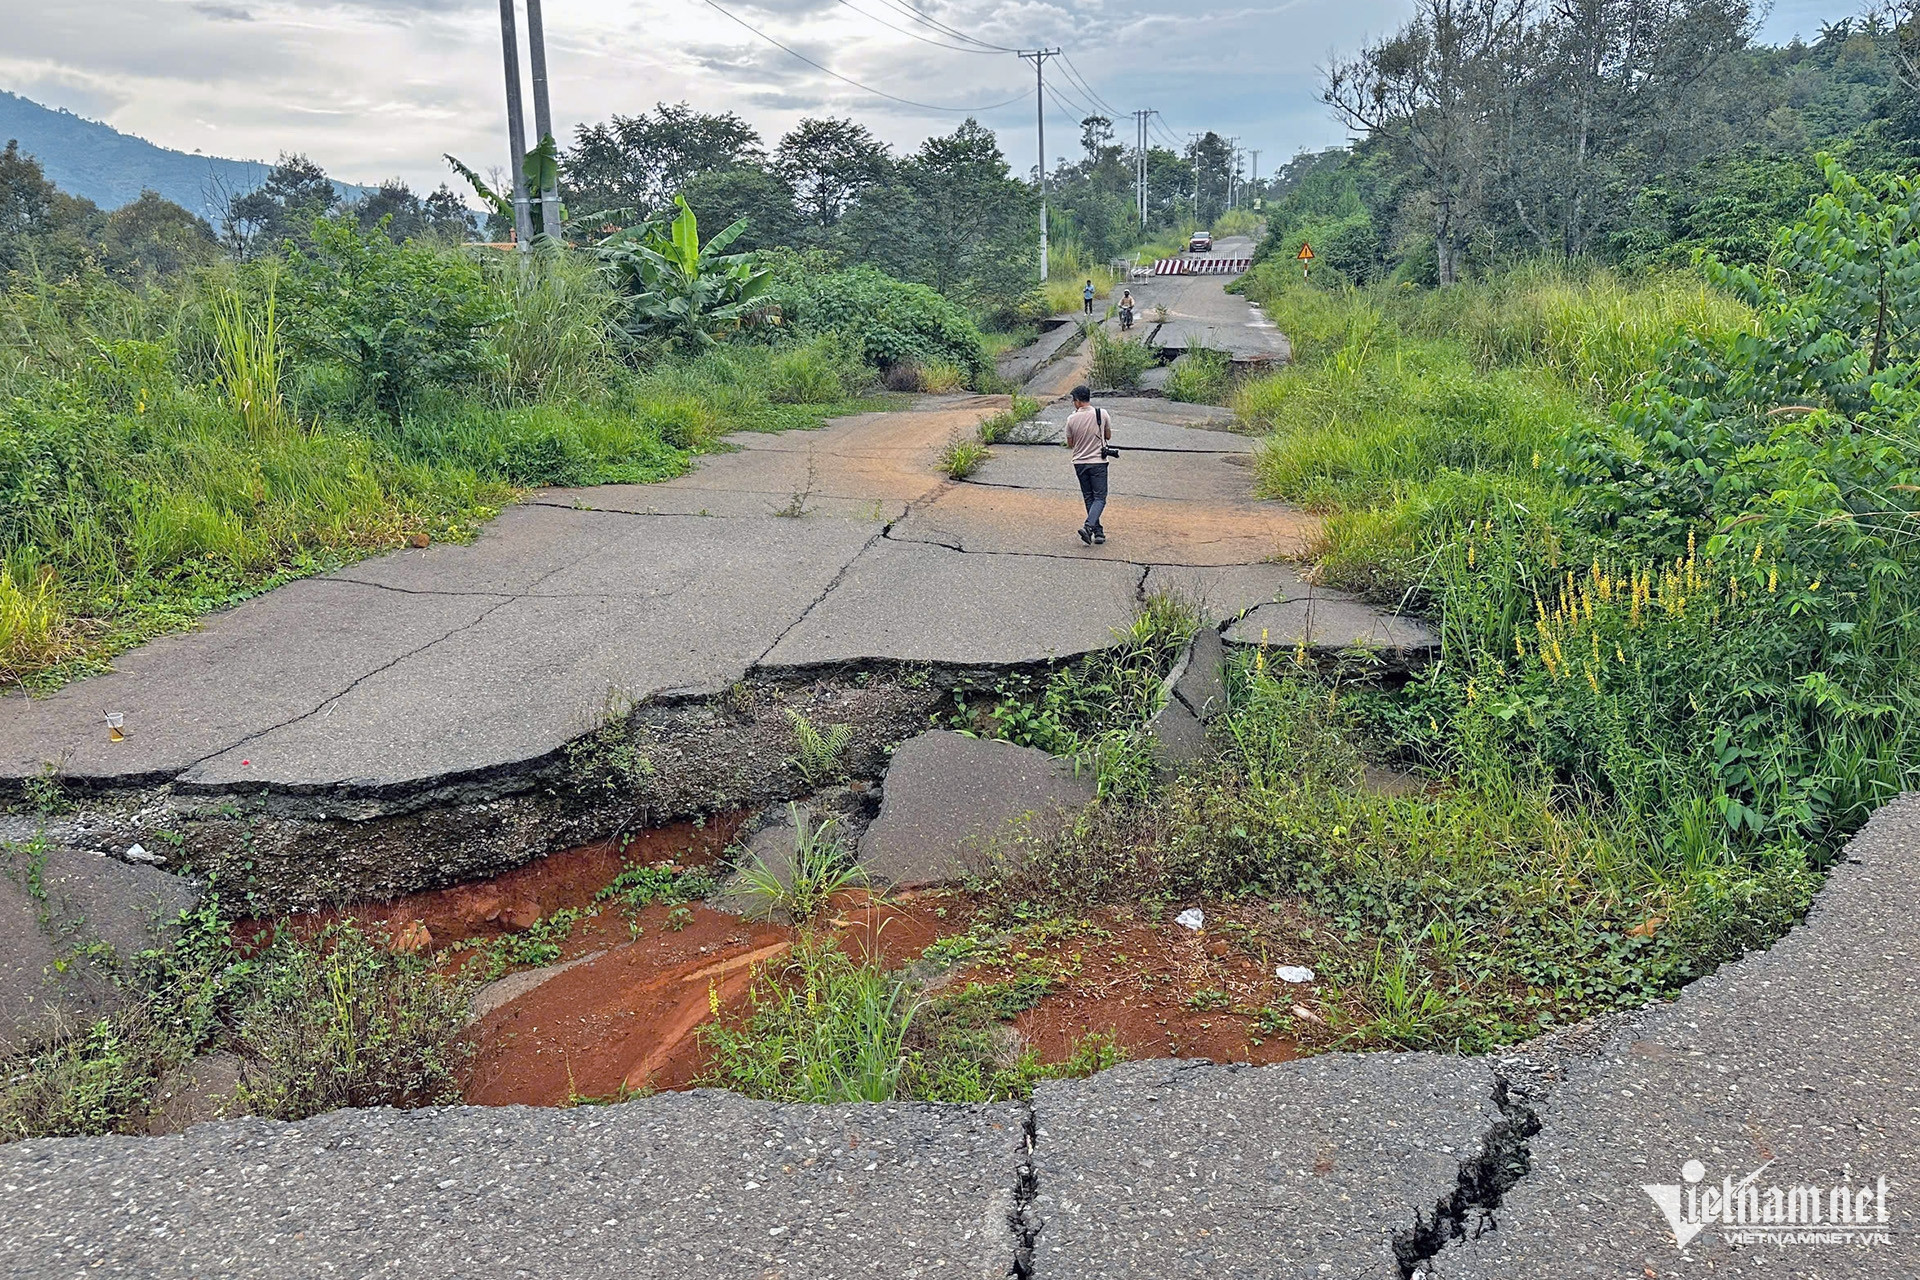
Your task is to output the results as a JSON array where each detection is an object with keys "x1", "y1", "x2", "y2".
[
  {"x1": 597, "y1": 195, "x2": 771, "y2": 349},
  {"x1": 444, "y1": 136, "x2": 566, "y2": 240}
]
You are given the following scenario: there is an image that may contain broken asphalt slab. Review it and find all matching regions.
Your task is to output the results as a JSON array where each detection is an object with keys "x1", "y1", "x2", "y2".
[
  {"x1": 0, "y1": 390, "x2": 1327, "y2": 802},
  {"x1": 0, "y1": 1094, "x2": 1031, "y2": 1279},
  {"x1": 1225, "y1": 594, "x2": 1440, "y2": 666},
  {"x1": 1028, "y1": 1055, "x2": 1506, "y2": 1279},
  {"x1": 1440, "y1": 793, "x2": 1920, "y2": 1279},
  {"x1": 0, "y1": 844, "x2": 198, "y2": 1053},
  {"x1": 857, "y1": 730, "x2": 1094, "y2": 886}
]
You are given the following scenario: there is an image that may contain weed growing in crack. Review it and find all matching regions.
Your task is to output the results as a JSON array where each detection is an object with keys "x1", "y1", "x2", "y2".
[
  {"x1": 785, "y1": 708, "x2": 853, "y2": 784},
  {"x1": 955, "y1": 591, "x2": 1199, "y2": 802},
  {"x1": 939, "y1": 434, "x2": 991, "y2": 480},
  {"x1": 976, "y1": 394, "x2": 1041, "y2": 445},
  {"x1": 735, "y1": 804, "x2": 866, "y2": 923},
  {"x1": 566, "y1": 698, "x2": 655, "y2": 797}
]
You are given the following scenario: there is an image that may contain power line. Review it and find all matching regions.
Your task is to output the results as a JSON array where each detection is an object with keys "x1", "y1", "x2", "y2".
[
  {"x1": 833, "y1": 0, "x2": 999, "y2": 54},
  {"x1": 1044, "y1": 81, "x2": 1098, "y2": 124},
  {"x1": 1059, "y1": 54, "x2": 1123, "y2": 118},
  {"x1": 872, "y1": 0, "x2": 1018, "y2": 51},
  {"x1": 701, "y1": 0, "x2": 1032, "y2": 113}
]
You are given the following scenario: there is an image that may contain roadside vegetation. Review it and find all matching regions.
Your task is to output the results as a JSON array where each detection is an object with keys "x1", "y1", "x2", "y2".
[
  {"x1": 995, "y1": 159, "x2": 1919, "y2": 1052},
  {"x1": 0, "y1": 889, "x2": 472, "y2": 1140}
]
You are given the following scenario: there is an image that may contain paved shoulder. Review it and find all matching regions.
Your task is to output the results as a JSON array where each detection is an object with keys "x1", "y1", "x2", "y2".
[
  {"x1": 1444, "y1": 795, "x2": 1920, "y2": 1279},
  {"x1": 0, "y1": 1094, "x2": 1029, "y2": 1279},
  {"x1": 1029, "y1": 1055, "x2": 1504, "y2": 1279}
]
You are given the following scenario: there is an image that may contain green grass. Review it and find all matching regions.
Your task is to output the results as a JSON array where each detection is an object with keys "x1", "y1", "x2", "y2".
[
  {"x1": 938, "y1": 434, "x2": 991, "y2": 479},
  {"x1": 0, "y1": 255, "x2": 886, "y2": 690},
  {"x1": 0, "y1": 891, "x2": 472, "y2": 1140},
  {"x1": 698, "y1": 932, "x2": 1123, "y2": 1103}
]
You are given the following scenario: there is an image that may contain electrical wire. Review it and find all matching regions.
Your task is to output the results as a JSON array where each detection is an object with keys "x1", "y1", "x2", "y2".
[
  {"x1": 1058, "y1": 53, "x2": 1124, "y2": 118},
  {"x1": 832, "y1": 0, "x2": 999, "y2": 54},
  {"x1": 865, "y1": 0, "x2": 1018, "y2": 52},
  {"x1": 700, "y1": 0, "x2": 1033, "y2": 113},
  {"x1": 1044, "y1": 81, "x2": 1098, "y2": 123}
]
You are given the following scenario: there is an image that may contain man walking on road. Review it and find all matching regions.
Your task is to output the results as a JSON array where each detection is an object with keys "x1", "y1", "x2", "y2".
[
  {"x1": 1082, "y1": 280, "x2": 1096, "y2": 315},
  {"x1": 1064, "y1": 385, "x2": 1111, "y2": 545}
]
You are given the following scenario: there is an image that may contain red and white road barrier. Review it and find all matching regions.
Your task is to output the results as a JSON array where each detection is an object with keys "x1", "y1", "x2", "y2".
[{"x1": 1152, "y1": 257, "x2": 1252, "y2": 276}]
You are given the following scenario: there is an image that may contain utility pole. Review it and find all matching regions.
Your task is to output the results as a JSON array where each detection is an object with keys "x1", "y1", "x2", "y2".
[
  {"x1": 496, "y1": 0, "x2": 533, "y2": 251},
  {"x1": 1017, "y1": 48, "x2": 1061, "y2": 283},
  {"x1": 1131, "y1": 108, "x2": 1158, "y2": 227},
  {"x1": 525, "y1": 0, "x2": 562, "y2": 240},
  {"x1": 1248, "y1": 148, "x2": 1261, "y2": 208},
  {"x1": 1227, "y1": 137, "x2": 1241, "y2": 210}
]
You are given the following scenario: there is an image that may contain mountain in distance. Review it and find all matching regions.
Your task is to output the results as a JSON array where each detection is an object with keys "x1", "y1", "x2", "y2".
[{"x1": 0, "y1": 91, "x2": 371, "y2": 224}]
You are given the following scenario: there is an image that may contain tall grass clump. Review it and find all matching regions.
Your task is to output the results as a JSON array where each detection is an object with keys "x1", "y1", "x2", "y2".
[
  {"x1": 208, "y1": 284, "x2": 287, "y2": 437},
  {"x1": 480, "y1": 247, "x2": 621, "y2": 405},
  {"x1": 1086, "y1": 325, "x2": 1156, "y2": 391}
]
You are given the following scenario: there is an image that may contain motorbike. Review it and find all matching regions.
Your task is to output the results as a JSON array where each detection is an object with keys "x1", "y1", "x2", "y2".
[{"x1": 1119, "y1": 304, "x2": 1135, "y2": 332}]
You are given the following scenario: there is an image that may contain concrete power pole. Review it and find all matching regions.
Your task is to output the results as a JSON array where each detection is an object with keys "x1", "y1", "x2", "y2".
[
  {"x1": 1131, "y1": 108, "x2": 1158, "y2": 227},
  {"x1": 496, "y1": 0, "x2": 534, "y2": 251},
  {"x1": 525, "y1": 0, "x2": 562, "y2": 239},
  {"x1": 1018, "y1": 48, "x2": 1061, "y2": 283},
  {"x1": 1248, "y1": 148, "x2": 1261, "y2": 208}
]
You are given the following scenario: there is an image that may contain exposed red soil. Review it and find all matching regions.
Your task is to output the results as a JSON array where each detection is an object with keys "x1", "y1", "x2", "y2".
[
  {"x1": 1007, "y1": 914, "x2": 1303, "y2": 1067},
  {"x1": 262, "y1": 824, "x2": 1307, "y2": 1107},
  {"x1": 464, "y1": 903, "x2": 791, "y2": 1102}
]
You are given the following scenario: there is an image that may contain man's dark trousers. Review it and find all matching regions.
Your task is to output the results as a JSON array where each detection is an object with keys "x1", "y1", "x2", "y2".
[{"x1": 1074, "y1": 461, "x2": 1109, "y2": 533}]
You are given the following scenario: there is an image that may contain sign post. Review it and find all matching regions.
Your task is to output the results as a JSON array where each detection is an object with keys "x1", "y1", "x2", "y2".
[{"x1": 1297, "y1": 241, "x2": 1314, "y2": 279}]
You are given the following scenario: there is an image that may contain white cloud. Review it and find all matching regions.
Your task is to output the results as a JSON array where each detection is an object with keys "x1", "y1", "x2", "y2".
[{"x1": 9, "y1": 0, "x2": 1868, "y2": 194}]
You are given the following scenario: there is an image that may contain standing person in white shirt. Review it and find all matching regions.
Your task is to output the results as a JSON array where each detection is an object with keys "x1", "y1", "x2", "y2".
[{"x1": 1063, "y1": 385, "x2": 1114, "y2": 545}]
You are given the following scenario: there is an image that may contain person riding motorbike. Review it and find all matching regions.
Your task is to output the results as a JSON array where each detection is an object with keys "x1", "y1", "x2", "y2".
[{"x1": 1119, "y1": 288, "x2": 1135, "y2": 331}]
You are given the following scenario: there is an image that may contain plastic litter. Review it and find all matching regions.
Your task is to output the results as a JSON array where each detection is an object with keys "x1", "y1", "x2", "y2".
[
  {"x1": 1274, "y1": 964, "x2": 1316, "y2": 984},
  {"x1": 1174, "y1": 908, "x2": 1205, "y2": 931}
]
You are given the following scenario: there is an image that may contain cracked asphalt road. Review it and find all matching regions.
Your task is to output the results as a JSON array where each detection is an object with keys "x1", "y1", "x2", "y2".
[
  {"x1": 0, "y1": 394, "x2": 1312, "y2": 799},
  {"x1": 6, "y1": 800, "x2": 1912, "y2": 1279}
]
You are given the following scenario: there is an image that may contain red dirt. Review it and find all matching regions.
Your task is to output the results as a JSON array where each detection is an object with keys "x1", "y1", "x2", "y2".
[
  {"x1": 464, "y1": 903, "x2": 792, "y2": 1103},
  {"x1": 254, "y1": 821, "x2": 1306, "y2": 1107},
  {"x1": 1006, "y1": 914, "x2": 1303, "y2": 1067}
]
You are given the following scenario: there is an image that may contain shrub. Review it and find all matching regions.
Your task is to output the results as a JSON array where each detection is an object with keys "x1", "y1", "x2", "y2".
[
  {"x1": 233, "y1": 921, "x2": 471, "y2": 1118},
  {"x1": 1164, "y1": 346, "x2": 1231, "y2": 403},
  {"x1": 920, "y1": 362, "x2": 967, "y2": 393},
  {"x1": 767, "y1": 338, "x2": 847, "y2": 404},
  {"x1": 281, "y1": 215, "x2": 501, "y2": 423},
  {"x1": 1087, "y1": 326, "x2": 1155, "y2": 390},
  {"x1": 763, "y1": 259, "x2": 989, "y2": 379}
]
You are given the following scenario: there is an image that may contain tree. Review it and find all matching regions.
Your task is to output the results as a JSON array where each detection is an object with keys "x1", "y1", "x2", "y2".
[
  {"x1": 348, "y1": 181, "x2": 474, "y2": 244},
  {"x1": 0, "y1": 139, "x2": 101, "y2": 277},
  {"x1": 224, "y1": 153, "x2": 337, "y2": 257},
  {"x1": 1499, "y1": 0, "x2": 1757, "y2": 258},
  {"x1": 777, "y1": 117, "x2": 888, "y2": 229},
  {"x1": 678, "y1": 165, "x2": 800, "y2": 251},
  {"x1": 1080, "y1": 115, "x2": 1115, "y2": 157},
  {"x1": 1323, "y1": 0, "x2": 1524, "y2": 282},
  {"x1": 99, "y1": 191, "x2": 219, "y2": 278},
  {"x1": 1184, "y1": 132, "x2": 1236, "y2": 226},
  {"x1": 565, "y1": 103, "x2": 762, "y2": 218},
  {"x1": 839, "y1": 119, "x2": 1036, "y2": 315}
]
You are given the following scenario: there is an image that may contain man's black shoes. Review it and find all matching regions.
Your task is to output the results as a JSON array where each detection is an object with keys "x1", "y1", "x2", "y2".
[{"x1": 1077, "y1": 527, "x2": 1093, "y2": 545}]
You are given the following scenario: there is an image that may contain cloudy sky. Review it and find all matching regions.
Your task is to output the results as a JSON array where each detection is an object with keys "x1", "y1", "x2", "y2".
[{"x1": 2, "y1": 0, "x2": 1867, "y2": 194}]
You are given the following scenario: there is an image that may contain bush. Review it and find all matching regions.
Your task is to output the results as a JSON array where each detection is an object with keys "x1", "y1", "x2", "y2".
[
  {"x1": 939, "y1": 434, "x2": 990, "y2": 479},
  {"x1": 762, "y1": 259, "x2": 989, "y2": 381},
  {"x1": 281, "y1": 215, "x2": 501, "y2": 423},
  {"x1": 1087, "y1": 326, "x2": 1156, "y2": 390},
  {"x1": 234, "y1": 921, "x2": 471, "y2": 1118}
]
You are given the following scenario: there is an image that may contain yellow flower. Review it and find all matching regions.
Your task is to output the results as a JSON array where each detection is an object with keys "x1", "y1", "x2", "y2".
[
  {"x1": 1467, "y1": 542, "x2": 1476, "y2": 568},
  {"x1": 1531, "y1": 450, "x2": 1542, "y2": 469},
  {"x1": 1585, "y1": 668, "x2": 1599, "y2": 694},
  {"x1": 1767, "y1": 564, "x2": 1778, "y2": 592},
  {"x1": 1809, "y1": 580, "x2": 1820, "y2": 592}
]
